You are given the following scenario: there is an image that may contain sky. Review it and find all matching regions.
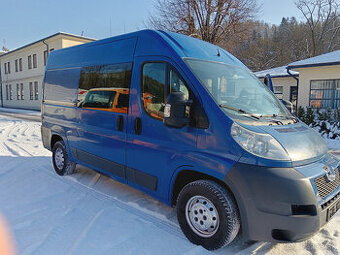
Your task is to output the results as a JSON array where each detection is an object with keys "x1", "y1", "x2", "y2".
[{"x1": 0, "y1": 0, "x2": 303, "y2": 50}]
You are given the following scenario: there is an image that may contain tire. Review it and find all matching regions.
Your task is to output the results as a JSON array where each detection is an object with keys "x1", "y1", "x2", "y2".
[
  {"x1": 52, "y1": 140, "x2": 76, "y2": 176},
  {"x1": 177, "y1": 180, "x2": 240, "y2": 250}
]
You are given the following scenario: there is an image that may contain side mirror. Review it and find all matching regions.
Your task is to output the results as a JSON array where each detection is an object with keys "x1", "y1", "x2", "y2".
[
  {"x1": 280, "y1": 99, "x2": 294, "y2": 113},
  {"x1": 163, "y1": 92, "x2": 192, "y2": 128}
]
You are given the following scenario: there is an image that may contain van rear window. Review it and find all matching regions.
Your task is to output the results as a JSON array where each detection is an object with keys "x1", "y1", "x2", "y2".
[{"x1": 78, "y1": 63, "x2": 132, "y2": 113}]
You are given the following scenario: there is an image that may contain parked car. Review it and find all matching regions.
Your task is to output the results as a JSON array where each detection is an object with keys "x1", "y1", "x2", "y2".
[
  {"x1": 79, "y1": 88, "x2": 129, "y2": 114},
  {"x1": 41, "y1": 29, "x2": 340, "y2": 250}
]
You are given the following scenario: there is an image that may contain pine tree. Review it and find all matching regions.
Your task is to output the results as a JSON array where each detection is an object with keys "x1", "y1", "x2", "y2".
[
  {"x1": 304, "y1": 107, "x2": 315, "y2": 125},
  {"x1": 296, "y1": 106, "x2": 305, "y2": 121}
]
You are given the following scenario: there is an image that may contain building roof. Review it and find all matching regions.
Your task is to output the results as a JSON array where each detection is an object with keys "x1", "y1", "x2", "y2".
[
  {"x1": 0, "y1": 32, "x2": 95, "y2": 58},
  {"x1": 254, "y1": 65, "x2": 299, "y2": 78},
  {"x1": 288, "y1": 49, "x2": 340, "y2": 69}
]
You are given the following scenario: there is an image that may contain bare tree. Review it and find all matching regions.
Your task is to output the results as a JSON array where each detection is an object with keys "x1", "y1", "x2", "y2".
[
  {"x1": 148, "y1": 0, "x2": 258, "y2": 45},
  {"x1": 295, "y1": 0, "x2": 340, "y2": 56}
]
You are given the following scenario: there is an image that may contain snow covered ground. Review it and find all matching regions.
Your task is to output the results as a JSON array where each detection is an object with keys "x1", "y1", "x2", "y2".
[{"x1": 0, "y1": 114, "x2": 339, "y2": 255}]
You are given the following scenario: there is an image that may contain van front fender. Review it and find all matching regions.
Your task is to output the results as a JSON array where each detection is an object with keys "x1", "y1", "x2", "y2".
[{"x1": 167, "y1": 151, "x2": 239, "y2": 205}]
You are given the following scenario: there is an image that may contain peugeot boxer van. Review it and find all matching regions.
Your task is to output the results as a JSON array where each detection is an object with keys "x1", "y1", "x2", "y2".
[{"x1": 41, "y1": 30, "x2": 340, "y2": 250}]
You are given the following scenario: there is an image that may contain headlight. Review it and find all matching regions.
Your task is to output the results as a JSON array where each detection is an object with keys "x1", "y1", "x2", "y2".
[{"x1": 231, "y1": 122, "x2": 290, "y2": 160}]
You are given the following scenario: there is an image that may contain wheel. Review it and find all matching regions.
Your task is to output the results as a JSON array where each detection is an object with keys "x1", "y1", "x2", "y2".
[
  {"x1": 52, "y1": 140, "x2": 76, "y2": 176},
  {"x1": 177, "y1": 180, "x2": 240, "y2": 250}
]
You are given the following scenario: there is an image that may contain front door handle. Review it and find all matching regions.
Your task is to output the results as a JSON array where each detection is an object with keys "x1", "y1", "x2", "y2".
[
  {"x1": 134, "y1": 117, "x2": 142, "y2": 135},
  {"x1": 117, "y1": 115, "x2": 124, "y2": 131}
]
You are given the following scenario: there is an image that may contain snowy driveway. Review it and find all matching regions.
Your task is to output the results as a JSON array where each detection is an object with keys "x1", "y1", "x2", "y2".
[{"x1": 0, "y1": 115, "x2": 339, "y2": 255}]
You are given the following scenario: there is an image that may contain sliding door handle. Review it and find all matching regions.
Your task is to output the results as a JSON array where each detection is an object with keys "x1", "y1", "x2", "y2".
[
  {"x1": 134, "y1": 117, "x2": 142, "y2": 135},
  {"x1": 117, "y1": 115, "x2": 124, "y2": 131}
]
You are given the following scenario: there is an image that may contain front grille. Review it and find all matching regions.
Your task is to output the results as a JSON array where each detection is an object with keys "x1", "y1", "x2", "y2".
[{"x1": 314, "y1": 168, "x2": 340, "y2": 199}]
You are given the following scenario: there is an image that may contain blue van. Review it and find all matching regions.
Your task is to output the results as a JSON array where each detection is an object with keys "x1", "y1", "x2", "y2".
[{"x1": 41, "y1": 30, "x2": 340, "y2": 250}]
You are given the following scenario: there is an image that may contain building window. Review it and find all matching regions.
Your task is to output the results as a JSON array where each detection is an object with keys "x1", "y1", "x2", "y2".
[
  {"x1": 29, "y1": 82, "x2": 33, "y2": 100},
  {"x1": 19, "y1": 58, "x2": 23, "y2": 71},
  {"x1": 17, "y1": 84, "x2": 20, "y2": 100},
  {"x1": 7, "y1": 62, "x2": 10, "y2": 74},
  {"x1": 44, "y1": 51, "x2": 48, "y2": 66},
  {"x1": 15, "y1": 59, "x2": 18, "y2": 72},
  {"x1": 21, "y1": 83, "x2": 24, "y2": 100},
  {"x1": 310, "y1": 79, "x2": 340, "y2": 109},
  {"x1": 5, "y1": 85, "x2": 9, "y2": 100},
  {"x1": 9, "y1": 84, "x2": 13, "y2": 100},
  {"x1": 33, "y1": 54, "x2": 37, "y2": 68},
  {"x1": 34, "y1": 81, "x2": 39, "y2": 100},
  {"x1": 28, "y1": 55, "x2": 32, "y2": 69},
  {"x1": 290, "y1": 86, "x2": 297, "y2": 109},
  {"x1": 4, "y1": 63, "x2": 7, "y2": 74},
  {"x1": 273, "y1": 86, "x2": 283, "y2": 100}
]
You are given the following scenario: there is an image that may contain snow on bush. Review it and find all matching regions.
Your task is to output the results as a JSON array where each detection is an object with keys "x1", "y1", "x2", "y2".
[{"x1": 296, "y1": 107, "x2": 340, "y2": 140}]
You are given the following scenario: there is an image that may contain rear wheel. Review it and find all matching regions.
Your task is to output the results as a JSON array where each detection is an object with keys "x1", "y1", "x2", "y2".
[
  {"x1": 177, "y1": 180, "x2": 240, "y2": 250},
  {"x1": 52, "y1": 140, "x2": 76, "y2": 176}
]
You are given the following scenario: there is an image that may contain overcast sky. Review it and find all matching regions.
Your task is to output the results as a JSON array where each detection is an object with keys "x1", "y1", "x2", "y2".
[{"x1": 0, "y1": 0, "x2": 302, "y2": 50}]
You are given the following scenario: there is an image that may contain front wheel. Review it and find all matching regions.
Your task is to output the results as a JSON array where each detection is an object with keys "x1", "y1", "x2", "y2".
[
  {"x1": 177, "y1": 180, "x2": 240, "y2": 250},
  {"x1": 52, "y1": 140, "x2": 76, "y2": 176}
]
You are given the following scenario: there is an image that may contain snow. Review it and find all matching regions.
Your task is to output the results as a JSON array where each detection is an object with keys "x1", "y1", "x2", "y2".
[
  {"x1": 0, "y1": 114, "x2": 339, "y2": 254},
  {"x1": 254, "y1": 66, "x2": 299, "y2": 78},
  {"x1": 0, "y1": 107, "x2": 40, "y2": 122},
  {"x1": 288, "y1": 49, "x2": 340, "y2": 68},
  {"x1": 0, "y1": 107, "x2": 40, "y2": 115}
]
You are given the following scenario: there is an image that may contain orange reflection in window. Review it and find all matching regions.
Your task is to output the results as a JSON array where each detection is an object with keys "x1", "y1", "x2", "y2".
[
  {"x1": 143, "y1": 92, "x2": 164, "y2": 120},
  {"x1": 79, "y1": 88, "x2": 129, "y2": 114}
]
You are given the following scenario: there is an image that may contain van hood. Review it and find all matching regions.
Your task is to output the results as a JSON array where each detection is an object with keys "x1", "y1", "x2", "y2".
[{"x1": 257, "y1": 123, "x2": 328, "y2": 163}]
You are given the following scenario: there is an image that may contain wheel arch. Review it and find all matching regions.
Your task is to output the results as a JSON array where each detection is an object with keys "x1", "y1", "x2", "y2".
[
  {"x1": 170, "y1": 169, "x2": 238, "y2": 208},
  {"x1": 51, "y1": 134, "x2": 63, "y2": 149}
]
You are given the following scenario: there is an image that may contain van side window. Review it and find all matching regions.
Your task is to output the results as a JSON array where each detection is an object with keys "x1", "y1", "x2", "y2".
[
  {"x1": 142, "y1": 62, "x2": 209, "y2": 128},
  {"x1": 78, "y1": 63, "x2": 132, "y2": 113},
  {"x1": 142, "y1": 63, "x2": 167, "y2": 120},
  {"x1": 142, "y1": 63, "x2": 190, "y2": 121}
]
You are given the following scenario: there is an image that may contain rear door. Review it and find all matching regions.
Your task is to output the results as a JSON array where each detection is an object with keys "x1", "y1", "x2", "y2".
[
  {"x1": 72, "y1": 63, "x2": 132, "y2": 182},
  {"x1": 126, "y1": 56, "x2": 201, "y2": 200}
]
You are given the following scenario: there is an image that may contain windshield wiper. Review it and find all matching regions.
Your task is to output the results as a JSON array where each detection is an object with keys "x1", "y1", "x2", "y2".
[
  {"x1": 261, "y1": 114, "x2": 299, "y2": 123},
  {"x1": 219, "y1": 104, "x2": 260, "y2": 120}
]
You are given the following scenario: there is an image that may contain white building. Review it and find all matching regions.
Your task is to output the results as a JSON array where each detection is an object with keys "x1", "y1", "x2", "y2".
[
  {"x1": 254, "y1": 65, "x2": 299, "y2": 108},
  {"x1": 287, "y1": 50, "x2": 340, "y2": 109},
  {"x1": 0, "y1": 32, "x2": 94, "y2": 110},
  {"x1": 256, "y1": 50, "x2": 340, "y2": 110}
]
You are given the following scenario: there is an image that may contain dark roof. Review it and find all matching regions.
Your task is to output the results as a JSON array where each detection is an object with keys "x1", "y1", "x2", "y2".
[
  {"x1": 288, "y1": 49, "x2": 340, "y2": 69},
  {"x1": 0, "y1": 32, "x2": 95, "y2": 58},
  {"x1": 254, "y1": 65, "x2": 299, "y2": 78}
]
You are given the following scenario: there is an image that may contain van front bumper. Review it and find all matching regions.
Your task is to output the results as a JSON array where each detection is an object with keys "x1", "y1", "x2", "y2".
[{"x1": 224, "y1": 160, "x2": 340, "y2": 242}]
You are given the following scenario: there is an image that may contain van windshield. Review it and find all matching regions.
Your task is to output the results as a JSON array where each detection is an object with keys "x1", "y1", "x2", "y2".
[{"x1": 185, "y1": 59, "x2": 290, "y2": 118}]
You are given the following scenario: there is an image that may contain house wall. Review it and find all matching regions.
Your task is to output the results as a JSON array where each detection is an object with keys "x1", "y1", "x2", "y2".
[
  {"x1": 292, "y1": 65, "x2": 340, "y2": 107},
  {"x1": 62, "y1": 38, "x2": 91, "y2": 48},
  {"x1": 0, "y1": 35, "x2": 93, "y2": 111},
  {"x1": 259, "y1": 76, "x2": 298, "y2": 103}
]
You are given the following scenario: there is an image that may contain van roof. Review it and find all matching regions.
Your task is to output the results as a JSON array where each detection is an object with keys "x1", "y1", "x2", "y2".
[{"x1": 46, "y1": 29, "x2": 245, "y2": 70}]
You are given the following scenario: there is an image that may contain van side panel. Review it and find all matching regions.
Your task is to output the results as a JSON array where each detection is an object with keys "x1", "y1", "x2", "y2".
[{"x1": 43, "y1": 37, "x2": 138, "y2": 184}]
